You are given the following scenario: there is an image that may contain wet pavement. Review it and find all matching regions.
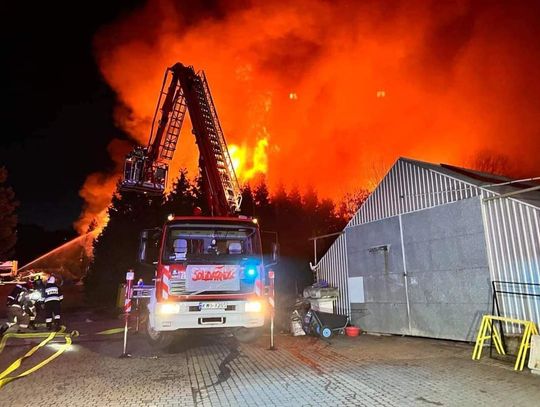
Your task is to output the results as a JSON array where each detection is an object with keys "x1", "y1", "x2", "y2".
[{"x1": 0, "y1": 311, "x2": 539, "y2": 406}]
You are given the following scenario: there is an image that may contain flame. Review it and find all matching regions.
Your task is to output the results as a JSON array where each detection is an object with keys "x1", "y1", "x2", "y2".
[
  {"x1": 229, "y1": 138, "x2": 269, "y2": 182},
  {"x1": 74, "y1": 0, "x2": 540, "y2": 233}
]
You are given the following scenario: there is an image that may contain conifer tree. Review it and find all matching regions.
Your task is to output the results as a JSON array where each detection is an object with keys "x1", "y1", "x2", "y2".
[
  {"x1": 163, "y1": 170, "x2": 197, "y2": 218},
  {"x1": 85, "y1": 186, "x2": 163, "y2": 305},
  {"x1": 0, "y1": 167, "x2": 18, "y2": 260},
  {"x1": 240, "y1": 184, "x2": 255, "y2": 216}
]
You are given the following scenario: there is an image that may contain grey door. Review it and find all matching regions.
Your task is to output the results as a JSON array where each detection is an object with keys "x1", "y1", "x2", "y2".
[{"x1": 346, "y1": 217, "x2": 411, "y2": 335}]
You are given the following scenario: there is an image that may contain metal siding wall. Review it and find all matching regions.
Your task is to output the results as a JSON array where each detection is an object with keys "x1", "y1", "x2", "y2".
[
  {"x1": 319, "y1": 159, "x2": 482, "y2": 316},
  {"x1": 482, "y1": 191, "x2": 540, "y2": 332},
  {"x1": 317, "y1": 233, "x2": 350, "y2": 316}
]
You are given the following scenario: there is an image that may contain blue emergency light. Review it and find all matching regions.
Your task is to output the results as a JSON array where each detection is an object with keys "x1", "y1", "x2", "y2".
[{"x1": 241, "y1": 262, "x2": 258, "y2": 282}]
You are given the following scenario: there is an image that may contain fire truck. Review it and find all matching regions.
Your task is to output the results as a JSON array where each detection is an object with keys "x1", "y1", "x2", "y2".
[{"x1": 121, "y1": 63, "x2": 275, "y2": 346}]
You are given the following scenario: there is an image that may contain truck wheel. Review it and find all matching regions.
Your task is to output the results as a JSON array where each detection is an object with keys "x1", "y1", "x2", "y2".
[
  {"x1": 145, "y1": 316, "x2": 174, "y2": 348},
  {"x1": 233, "y1": 327, "x2": 262, "y2": 343},
  {"x1": 146, "y1": 322, "x2": 174, "y2": 348}
]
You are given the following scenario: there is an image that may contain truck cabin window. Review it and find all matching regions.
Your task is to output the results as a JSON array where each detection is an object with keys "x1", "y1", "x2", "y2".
[{"x1": 163, "y1": 226, "x2": 260, "y2": 263}]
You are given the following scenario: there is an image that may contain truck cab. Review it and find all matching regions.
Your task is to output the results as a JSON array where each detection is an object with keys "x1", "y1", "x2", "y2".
[{"x1": 141, "y1": 216, "x2": 267, "y2": 346}]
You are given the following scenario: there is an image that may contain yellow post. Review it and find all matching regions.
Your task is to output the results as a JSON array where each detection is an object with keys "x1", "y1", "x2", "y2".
[
  {"x1": 515, "y1": 322, "x2": 539, "y2": 371},
  {"x1": 491, "y1": 322, "x2": 505, "y2": 356},
  {"x1": 472, "y1": 316, "x2": 488, "y2": 360},
  {"x1": 472, "y1": 315, "x2": 506, "y2": 361}
]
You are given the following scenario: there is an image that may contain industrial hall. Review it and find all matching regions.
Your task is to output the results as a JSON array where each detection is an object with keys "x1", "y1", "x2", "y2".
[{"x1": 316, "y1": 157, "x2": 540, "y2": 341}]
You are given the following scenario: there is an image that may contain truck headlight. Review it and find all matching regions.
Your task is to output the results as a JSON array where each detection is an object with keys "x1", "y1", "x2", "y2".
[
  {"x1": 157, "y1": 303, "x2": 180, "y2": 315},
  {"x1": 245, "y1": 301, "x2": 263, "y2": 313}
]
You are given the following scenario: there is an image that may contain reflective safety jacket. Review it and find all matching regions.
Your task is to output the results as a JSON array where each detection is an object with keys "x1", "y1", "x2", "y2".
[
  {"x1": 7, "y1": 284, "x2": 27, "y2": 307},
  {"x1": 33, "y1": 280, "x2": 46, "y2": 302},
  {"x1": 44, "y1": 283, "x2": 63, "y2": 303}
]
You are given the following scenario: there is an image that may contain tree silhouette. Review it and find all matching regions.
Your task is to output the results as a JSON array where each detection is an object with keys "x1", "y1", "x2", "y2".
[
  {"x1": 85, "y1": 186, "x2": 163, "y2": 305},
  {"x1": 240, "y1": 184, "x2": 255, "y2": 216},
  {"x1": 162, "y1": 170, "x2": 197, "y2": 218},
  {"x1": 337, "y1": 189, "x2": 370, "y2": 221},
  {"x1": 0, "y1": 167, "x2": 18, "y2": 260},
  {"x1": 253, "y1": 180, "x2": 274, "y2": 228},
  {"x1": 470, "y1": 150, "x2": 513, "y2": 177}
]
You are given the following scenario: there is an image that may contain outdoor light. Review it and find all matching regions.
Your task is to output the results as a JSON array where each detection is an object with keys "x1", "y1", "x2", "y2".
[
  {"x1": 246, "y1": 267, "x2": 257, "y2": 277},
  {"x1": 167, "y1": 213, "x2": 174, "y2": 221},
  {"x1": 252, "y1": 218, "x2": 258, "y2": 224},
  {"x1": 157, "y1": 302, "x2": 180, "y2": 315},
  {"x1": 245, "y1": 300, "x2": 263, "y2": 313}
]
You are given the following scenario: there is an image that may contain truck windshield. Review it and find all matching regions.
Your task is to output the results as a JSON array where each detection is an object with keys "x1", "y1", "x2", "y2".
[{"x1": 163, "y1": 225, "x2": 261, "y2": 264}]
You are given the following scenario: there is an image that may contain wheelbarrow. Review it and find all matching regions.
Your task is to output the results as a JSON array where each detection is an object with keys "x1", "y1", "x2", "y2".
[{"x1": 303, "y1": 310, "x2": 349, "y2": 339}]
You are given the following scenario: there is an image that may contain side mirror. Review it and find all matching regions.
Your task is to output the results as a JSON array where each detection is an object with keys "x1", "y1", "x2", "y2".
[
  {"x1": 139, "y1": 230, "x2": 148, "y2": 263},
  {"x1": 272, "y1": 242, "x2": 280, "y2": 263},
  {"x1": 139, "y1": 228, "x2": 161, "y2": 265}
]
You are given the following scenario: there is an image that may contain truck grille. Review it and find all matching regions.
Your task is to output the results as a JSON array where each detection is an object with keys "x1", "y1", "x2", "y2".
[{"x1": 169, "y1": 278, "x2": 189, "y2": 295}]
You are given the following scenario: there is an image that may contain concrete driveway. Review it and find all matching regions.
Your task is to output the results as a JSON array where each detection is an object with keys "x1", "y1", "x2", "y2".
[{"x1": 0, "y1": 312, "x2": 538, "y2": 406}]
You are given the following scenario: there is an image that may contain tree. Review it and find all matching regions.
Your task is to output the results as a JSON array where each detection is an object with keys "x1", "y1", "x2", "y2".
[
  {"x1": 253, "y1": 180, "x2": 274, "y2": 228},
  {"x1": 470, "y1": 150, "x2": 512, "y2": 177},
  {"x1": 337, "y1": 189, "x2": 370, "y2": 221},
  {"x1": 0, "y1": 167, "x2": 18, "y2": 260},
  {"x1": 85, "y1": 186, "x2": 163, "y2": 305},
  {"x1": 162, "y1": 170, "x2": 197, "y2": 218},
  {"x1": 240, "y1": 184, "x2": 255, "y2": 216}
]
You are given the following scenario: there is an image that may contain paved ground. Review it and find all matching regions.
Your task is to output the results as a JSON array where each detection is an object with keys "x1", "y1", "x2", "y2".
[{"x1": 0, "y1": 311, "x2": 539, "y2": 406}]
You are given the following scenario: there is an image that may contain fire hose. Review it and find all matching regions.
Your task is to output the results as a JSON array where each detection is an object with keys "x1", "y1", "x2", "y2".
[{"x1": 0, "y1": 326, "x2": 78, "y2": 389}]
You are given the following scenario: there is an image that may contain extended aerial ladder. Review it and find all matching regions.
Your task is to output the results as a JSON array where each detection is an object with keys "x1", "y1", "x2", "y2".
[{"x1": 121, "y1": 63, "x2": 242, "y2": 216}]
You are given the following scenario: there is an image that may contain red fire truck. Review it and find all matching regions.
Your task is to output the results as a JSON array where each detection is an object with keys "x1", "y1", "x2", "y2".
[{"x1": 121, "y1": 63, "x2": 275, "y2": 346}]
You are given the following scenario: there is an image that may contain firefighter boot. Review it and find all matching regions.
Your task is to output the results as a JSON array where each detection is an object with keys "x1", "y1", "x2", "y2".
[
  {"x1": 54, "y1": 320, "x2": 61, "y2": 331},
  {"x1": 0, "y1": 325, "x2": 8, "y2": 336}
]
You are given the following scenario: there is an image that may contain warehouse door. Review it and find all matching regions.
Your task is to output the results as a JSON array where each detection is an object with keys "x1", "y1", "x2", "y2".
[{"x1": 346, "y1": 216, "x2": 411, "y2": 335}]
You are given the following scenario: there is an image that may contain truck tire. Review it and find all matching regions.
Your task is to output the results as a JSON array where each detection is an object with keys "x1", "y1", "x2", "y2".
[
  {"x1": 233, "y1": 327, "x2": 262, "y2": 343},
  {"x1": 143, "y1": 311, "x2": 174, "y2": 349},
  {"x1": 146, "y1": 321, "x2": 174, "y2": 348}
]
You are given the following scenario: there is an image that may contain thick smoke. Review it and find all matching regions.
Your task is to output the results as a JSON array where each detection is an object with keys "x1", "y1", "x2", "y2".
[{"x1": 76, "y1": 0, "x2": 540, "y2": 232}]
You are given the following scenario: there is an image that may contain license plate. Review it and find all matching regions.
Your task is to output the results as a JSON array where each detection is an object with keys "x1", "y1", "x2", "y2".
[{"x1": 199, "y1": 302, "x2": 227, "y2": 310}]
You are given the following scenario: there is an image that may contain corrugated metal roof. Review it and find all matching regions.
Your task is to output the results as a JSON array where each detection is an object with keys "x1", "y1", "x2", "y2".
[{"x1": 401, "y1": 157, "x2": 540, "y2": 209}]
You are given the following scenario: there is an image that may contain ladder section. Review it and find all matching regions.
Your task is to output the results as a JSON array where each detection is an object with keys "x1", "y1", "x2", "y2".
[
  {"x1": 160, "y1": 88, "x2": 187, "y2": 161},
  {"x1": 193, "y1": 71, "x2": 242, "y2": 213}
]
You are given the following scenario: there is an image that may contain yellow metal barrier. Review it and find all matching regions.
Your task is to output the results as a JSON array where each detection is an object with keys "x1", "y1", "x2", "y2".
[{"x1": 472, "y1": 315, "x2": 539, "y2": 371}]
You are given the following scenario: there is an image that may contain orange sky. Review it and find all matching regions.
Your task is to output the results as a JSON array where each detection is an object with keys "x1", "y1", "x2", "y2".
[{"x1": 75, "y1": 0, "x2": 540, "y2": 232}]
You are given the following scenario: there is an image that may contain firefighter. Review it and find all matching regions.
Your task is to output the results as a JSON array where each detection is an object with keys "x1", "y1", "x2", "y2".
[
  {"x1": 28, "y1": 274, "x2": 46, "y2": 329},
  {"x1": 44, "y1": 276, "x2": 63, "y2": 330},
  {"x1": 0, "y1": 283, "x2": 30, "y2": 335}
]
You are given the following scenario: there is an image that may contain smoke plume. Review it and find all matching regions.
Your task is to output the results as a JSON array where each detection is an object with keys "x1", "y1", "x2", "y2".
[{"x1": 76, "y1": 0, "x2": 540, "y2": 232}]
